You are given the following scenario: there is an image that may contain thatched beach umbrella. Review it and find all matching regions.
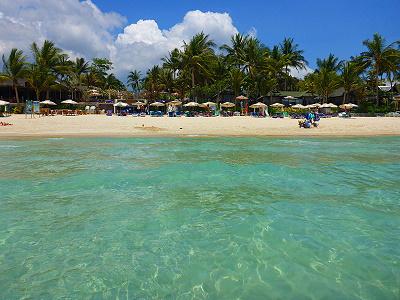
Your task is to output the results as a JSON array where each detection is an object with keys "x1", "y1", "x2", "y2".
[
  {"x1": 150, "y1": 102, "x2": 165, "y2": 107},
  {"x1": 168, "y1": 100, "x2": 182, "y2": 106},
  {"x1": 339, "y1": 103, "x2": 357, "y2": 110},
  {"x1": 270, "y1": 103, "x2": 284, "y2": 108},
  {"x1": 236, "y1": 95, "x2": 248, "y2": 101},
  {"x1": 203, "y1": 101, "x2": 216, "y2": 107},
  {"x1": 292, "y1": 104, "x2": 306, "y2": 109},
  {"x1": 183, "y1": 102, "x2": 199, "y2": 107},
  {"x1": 220, "y1": 102, "x2": 235, "y2": 108},
  {"x1": 249, "y1": 102, "x2": 267, "y2": 109}
]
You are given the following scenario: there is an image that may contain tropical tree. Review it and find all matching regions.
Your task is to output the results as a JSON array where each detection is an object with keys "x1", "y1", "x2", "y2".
[
  {"x1": 316, "y1": 54, "x2": 343, "y2": 72},
  {"x1": 313, "y1": 67, "x2": 340, "y2": 103},
  {"x1": 220, "y1": 33, "x2": 249, "y2": 69},
  {"x1": 0, "y1": 48, "x2": 27, "y2": 104},
  {"x1": 358, "y1": 33, "x2": 400, "y2": 105},
  {"x1": 127, "y1": 70, "x2": 142, "y2": 96},
  {"x1": 30, "y1": 40, "x2": 64, "y2": 99},
  {"x1": 279, "y1": 38, "x2": 307, "y2": 90},
  {"x1": 162, "y1": 49, "x2": 182, "y2": 79},
  {"x1": 25, "y1": 64, "x2": 55, "y2": 102},
  {"x1": 338, "y1": 61, "x2": 363, "y2": 104},
  {"x1": 180, "y1": 33, "x2": 216, "y2": 89}
]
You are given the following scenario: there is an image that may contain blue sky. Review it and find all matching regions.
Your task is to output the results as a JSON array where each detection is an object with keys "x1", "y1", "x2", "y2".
[{"x1": 94, "y1": 0, "x2": 399, "y2": 68}]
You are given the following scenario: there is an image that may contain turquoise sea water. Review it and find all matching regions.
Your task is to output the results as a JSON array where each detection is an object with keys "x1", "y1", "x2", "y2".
[{"x1": 0, "y1": 137, "x2": 399, "y2": 299}]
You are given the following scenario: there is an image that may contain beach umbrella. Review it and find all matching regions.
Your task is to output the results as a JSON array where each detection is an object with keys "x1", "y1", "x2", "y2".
[
  {"x1": 292, "y1": 104, "x2": 306, "y2": 109},
  {"x1": 203, "y1": 101, "x2": 216, "y2": 107},
  {"x1": 113, "y1": 102, "x2": 129, "y2": 107},
  {"x1": 40, "y1": 100, "x2": 57, "y2": 106},
  {"x1": 328, "y1": 103, "x2": 338, "y2": 108},
  {"x1": 220, "y1": 102, "x2": 235, "y2": 108},
  {"x1": 320, "y1": 103, "x2": 330, "y2": 108},
  {"x1": 249, "y1": 102, "x2": 267, "y2": 109},
  {"x1": 61, "y1": 99, "x2": 78, "y2": 105},
  {"x1": 132, "y1": 101, "x2": 146, "y2": 106},
  {"x1": 150, "y1": 102, "x2": 165, "y2": 107},
  {"x1": 339, "y1": 103, "x2": 357, "y2": 110},
  {"x1": 0, "y1": 100, "x2": 10, "y2": 106},
  {"x1": 284, "y1": 96, "x2": 297, "y2": 100},
  {"x1": 313, "y1": 103, "x2": 322, "y2": 108},
  {"x1": 183, "y1": 102, "x2": 199, "y2": 107},
  {"x1": 236, "y1": 95, "x2": 248, "y2": 101},
  {"x1": 168, "y1": 100, "x2": 182, "y2": 106},
  {"x1": 270, "y1": 103, "x2": 284, "y2": 108}
]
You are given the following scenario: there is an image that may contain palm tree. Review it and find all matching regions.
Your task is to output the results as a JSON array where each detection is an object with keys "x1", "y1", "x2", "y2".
[
  {"x1": 180, "y1": 33, "x2": 216, "y2": 90},
  {"x1": 313, "y1": 67, "x2": 340, "y2": 103},
  {"x1": 31, "y1": 40, "x2": 64, "y2": 99},
  {"x1": 0, "y1": 48, "x2": 27, "y2": 105},
  {"x1": 162, "y1": 49, "x2": 182, "y2": 79},
  {"x1": 26, "y1": 64, "x2": 55, "y2": 102},
  {"x1": 358, "y1": 33, "x2": 400, "y2": 105},
  {"x1": 279, "y1": 38, "x2": 307, "y2": 90},
  {"x1": 229, "y1": 67, "x2": 244, "y2": 97},
  {"x1": 220, "y1": 33, "x2": 249, "y2": 69},
  {"x1": 316, "y1": 54, "x2": 343, "y2": 72},
  {"x1": 127, "y1": 70, "x2": 142, "y2": 96},
  {"x1": 338, "y1": 62, "x2": 362, "y2": 104}
]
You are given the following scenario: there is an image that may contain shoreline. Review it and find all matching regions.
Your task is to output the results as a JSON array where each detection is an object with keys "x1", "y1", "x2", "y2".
[{"x1": 1, "y1": 115, "x2": 400, "y2": 139}]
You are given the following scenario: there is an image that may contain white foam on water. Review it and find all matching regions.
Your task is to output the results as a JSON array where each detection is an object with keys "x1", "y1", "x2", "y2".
[{"x1": 0, "y1": 145, "x2": 20, "y2": 148}]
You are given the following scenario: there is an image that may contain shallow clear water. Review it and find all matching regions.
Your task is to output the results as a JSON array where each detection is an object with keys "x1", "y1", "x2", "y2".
[{"x1": 0, "y1": 137, "x2": 399, "y2": 299}]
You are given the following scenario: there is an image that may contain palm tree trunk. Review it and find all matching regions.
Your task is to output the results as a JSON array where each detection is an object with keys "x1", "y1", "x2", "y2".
[
  {"x1": 36, "y1": 89, "x2": 40, "y2": 102},
  {"x1": 46, "y1": 89, "x2": 50, "y2": 100},
  {"x1": 342, "y1": 91, "x2": 347, "y2": 104},
  {"x1": 284, "y1": 66, "x2": 288, "y2": 90},
  {"x1": 13, "y1": 83, "x2": 20, "y2": 105}
]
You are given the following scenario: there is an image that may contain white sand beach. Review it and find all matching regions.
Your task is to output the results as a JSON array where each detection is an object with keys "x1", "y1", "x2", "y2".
[{"x1": 0, "y1": 115, "x2": 399, "y2": 138}]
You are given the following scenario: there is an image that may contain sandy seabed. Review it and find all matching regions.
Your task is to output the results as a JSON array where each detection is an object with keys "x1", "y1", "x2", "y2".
[{"x1": 0, "y1": 115, "x2": 399, "y2": 138}]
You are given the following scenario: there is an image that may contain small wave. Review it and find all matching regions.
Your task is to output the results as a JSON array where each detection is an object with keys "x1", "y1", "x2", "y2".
[
  {"x1": 0, "y1": 145, "x2": 20, "y2": 148},
  {"x1": 47, "y1": 138, "x2": 64, "y2": 140}
]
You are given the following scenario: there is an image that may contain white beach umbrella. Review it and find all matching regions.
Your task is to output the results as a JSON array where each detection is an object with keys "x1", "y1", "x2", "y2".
[
  {"x1": 270, "y1": 103, "x2": 284, "y2": 108},
  {"x1": 284, "y1": 96, "x2": 297, "y2": 100},
  {"x1": 203, "y1": 101, "x2": 216, "y2": 107},
  {"x1": 150, "y1": 101, "x2": 165, "y2": 107},
  {"x1": 0, "y1": 100, "x2": 10, "y2": 106},
  {"x1": 249, "y1": 102, "x2": 268, "y2": 109},
  {"x1": 132, "y1": 101, "x2": 146, "y2": 106},
  {"x1": 40, "y1": 100, "x2": 57, "y2": 106},
  {"x1": 292, "y1": 104, "x2": 306, "y2": 109},
  {"x1": 328, "y1": 103, "x2": 338, "y2": 108},
  {"x1": 339, "y1": 103, "x2": 357, "y2": 109},
  {"x1": 220, "y1": 102, "x2": 235, "y2": 108},
  {"x1": 61, "y1": 99, "x2": 78, "y2": 105},
  {"x1": 113, "y1": 102, "x2": 129, "y2": 107},
  {"x1": 183, "y1": 102, "x2": 199, "y2": 107}
]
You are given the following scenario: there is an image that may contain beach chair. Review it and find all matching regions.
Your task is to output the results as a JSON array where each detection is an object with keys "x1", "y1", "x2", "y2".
[{"x1": 106, "y1": 110, "x2": 113, "y2": 116}]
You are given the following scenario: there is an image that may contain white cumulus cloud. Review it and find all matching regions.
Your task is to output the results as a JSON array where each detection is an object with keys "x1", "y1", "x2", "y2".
[
  {"x1": 0, "y1": 2, "x2": 239, "y2": 79},
  {"x1": 0, "y1": 0, "x2": 125, "y2": 60},
  {"x1": 111, "y1": 10, "x2": 239, "y2": 78}
]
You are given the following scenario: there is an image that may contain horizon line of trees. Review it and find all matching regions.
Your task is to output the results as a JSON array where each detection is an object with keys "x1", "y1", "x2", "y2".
[{"x1": 1, "y1": 33, "x2": 399, "y2": 109}]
